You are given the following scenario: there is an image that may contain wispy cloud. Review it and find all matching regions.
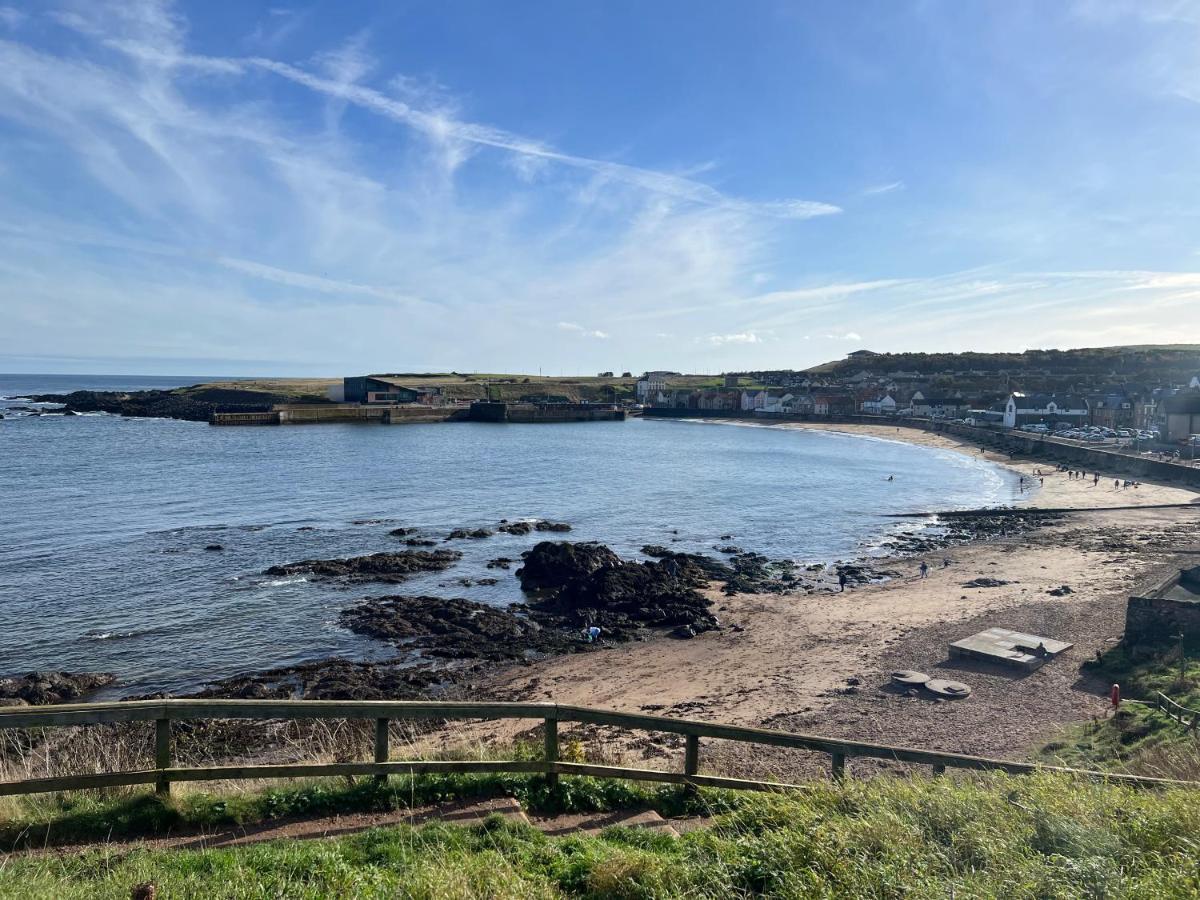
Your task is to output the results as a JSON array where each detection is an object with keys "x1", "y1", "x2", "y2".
[
  {"x1": 862, "y1": 180, "x2": 904, "y2": 195},
  {"x1": 707, "y1": 332, "x2": 763, "y2": 345},
  {"x1": 0, "y1": 6, "x2": 24, "y2": 28},
  {"x1": 0, "y1": 0, "x2": 1197, "y2": 374},
  {"x1": 558, "y1": 322, "x2": 609, "y2": 339},
  {"x1": 216, "y1": 257, "x2": 427, "y2": 307}
]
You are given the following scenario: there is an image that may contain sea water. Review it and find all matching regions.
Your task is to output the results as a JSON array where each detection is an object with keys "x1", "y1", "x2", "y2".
[{"x1": 0, "y1": 375, "x2": 1026, "y2": 695}]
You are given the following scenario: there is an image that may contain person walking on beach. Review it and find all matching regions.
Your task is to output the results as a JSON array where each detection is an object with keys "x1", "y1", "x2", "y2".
[
  {"x1": 919, "y1": 561, "x2": 929, "y2": 578},
  {"x1": 838, "y1": 572, "x2": 847, "y2": 592}
]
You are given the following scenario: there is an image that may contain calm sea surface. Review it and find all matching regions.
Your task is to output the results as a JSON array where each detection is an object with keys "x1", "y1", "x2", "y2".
[{"x1": 0, "y1": 374, "x2": 1028, "y2": 696}]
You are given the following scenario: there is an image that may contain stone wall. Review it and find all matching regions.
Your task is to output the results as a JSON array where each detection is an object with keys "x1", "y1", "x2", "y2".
[{"x1": 1123, "y1": 568, "x2": 1200, "y2": 650}]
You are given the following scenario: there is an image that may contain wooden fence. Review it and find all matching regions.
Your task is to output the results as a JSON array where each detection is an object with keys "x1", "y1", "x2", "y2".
[
  {"x1": 0, "y1": 699, "x2": 1195, "y2": 798},
  {"x1": 1153, "y1": 692, "x2": 1200, "y2": 730}
]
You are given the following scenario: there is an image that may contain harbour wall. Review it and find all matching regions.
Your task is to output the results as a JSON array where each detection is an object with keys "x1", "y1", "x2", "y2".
[{"x1": 212, "y1": 402, "x2": 624, "y2": 426}]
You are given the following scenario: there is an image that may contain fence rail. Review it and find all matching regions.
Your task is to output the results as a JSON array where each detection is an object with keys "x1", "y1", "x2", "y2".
[
  {"x1": 1154, "y1": 692, "x2": 1200, "y2": 730},
  {"x1": 1, "y1": 699, "x2": 1196, "y2": 797}
]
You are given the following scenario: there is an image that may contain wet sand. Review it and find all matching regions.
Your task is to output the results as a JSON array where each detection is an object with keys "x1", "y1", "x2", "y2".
[{"x1": 466, "y1": 423, "x2": 1200, "y2": 777}]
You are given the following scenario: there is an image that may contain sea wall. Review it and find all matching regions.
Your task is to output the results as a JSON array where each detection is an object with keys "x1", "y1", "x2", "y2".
[
  {"x1": 468, "y1": 401, "x2": 625, "y2": 423},
  {"x1": 274, "y1": 404, "x2": 467, "y2": 424},
  {"x1": 641, "y1": 408, "x2": 1200, "y2": 488}
]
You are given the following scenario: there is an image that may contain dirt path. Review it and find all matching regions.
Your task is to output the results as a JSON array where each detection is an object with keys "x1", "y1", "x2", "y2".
[{"x1": 3, "y1": 798, "x2": 699, "y2": 858}]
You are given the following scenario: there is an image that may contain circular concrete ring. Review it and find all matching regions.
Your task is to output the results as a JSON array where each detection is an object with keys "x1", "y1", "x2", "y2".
[
  {"x1": 925, "y1": 678, "x2": 972, "y2": 698},
  {"x1": 890, "y1": 670, "x2": 930, "y2": 686}
]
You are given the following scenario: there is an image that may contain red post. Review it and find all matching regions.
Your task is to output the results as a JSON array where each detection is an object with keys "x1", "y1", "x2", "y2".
[{"x1": 1110, "y1": 683, "x2": 1121, "y2": 709}]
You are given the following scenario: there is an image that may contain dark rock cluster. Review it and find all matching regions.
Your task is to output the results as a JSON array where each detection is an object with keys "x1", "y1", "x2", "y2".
[
  {"x1": 497, "y1": 520, "x2": 572, "y2": 535},
  {"x1": 264, "y1": 549, "x2": 462, "y2": 583},
  {"x1": 445, "y1": 528, "x2": 494, "y2": 541},
  {"x1": 339, "y1": 595, "x2": 571, "y2": 661},
  {"x1": 0, "y1": 671, "x2": 116, "y2": 706},
  {"x1": 518, "y1": 542, "x2": 720, "y2": 639},
  {"x1": 29, "y1": 387, "x2": 310, "y2": 422},
  {"x1": 192, "y1": 658, "x2": 445, "y2": 701}
]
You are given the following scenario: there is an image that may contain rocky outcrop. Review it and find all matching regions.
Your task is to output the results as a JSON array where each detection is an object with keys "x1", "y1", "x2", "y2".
[
  {"x1": 498, "y1": 520, "x2": 572, "y2": 536},
  {"x1": 264, "y1": 549, "x2": 461, "y2": 583},
  {"x1": 29, "y1": 386, "x2": 329, "y2": 423},
  {"x1": 340, "y1": 595, "x2": 571, "y2": 661},
  {"x1": 445, "y1": 528, "x2": 493, "y2": 541},
  {"x1": 516, "y1": 542, "x2": 621, "y2": 592},
  {"x1": 532, "y1": 557, "x2": 719, "y2": 639},
  {"x1": 0, "y1": 671, "x2": 116, "y2": 705},
  {"x1": 516, "y1": 541, "x2": 720, "y2": 639},
  {"x1": 193, "y1": 658, "x2": 445, "y2": 701},
  {"x1": 881, "y1": 511, "x2": 1062, "y2": 555}
]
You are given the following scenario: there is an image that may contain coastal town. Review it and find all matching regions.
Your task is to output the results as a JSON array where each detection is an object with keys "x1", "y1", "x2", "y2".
[{"x1": 195, "y1": 346, "x2": 1200, "y2": 464}]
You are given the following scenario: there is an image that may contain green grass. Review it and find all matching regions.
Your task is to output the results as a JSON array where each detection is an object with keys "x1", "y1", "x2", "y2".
[
  {"x1": 1039, "y1": 646, "x2": 1200, "y2": 778},
  {"x1": 0, "y1": 772, "x2": 714, "y2": 852},
  {"x1": 3, "y1": 774, "x2": 1200, "y2": 898}
]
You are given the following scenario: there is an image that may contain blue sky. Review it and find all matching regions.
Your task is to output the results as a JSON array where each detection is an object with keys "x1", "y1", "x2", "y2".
[{"x1": 1, "y1": 0, "x2": 1198, "y2": 376}]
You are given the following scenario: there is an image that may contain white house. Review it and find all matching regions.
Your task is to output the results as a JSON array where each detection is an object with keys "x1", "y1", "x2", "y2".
[
  {"x1": 860, "y1": 394, "x2": 897, "y2": 415},
  {"x1": 1189, "y1": 375, "x2": 1200, "y2": 389},
  {"x1": 740, "y1": 390, "x2": 769, "y2": 411},
  {"x1": 761, "y1": 392, "x2": 795, "y2": 414},
  {"x1": 636, "y1": 372, "x2": 669, "y2": 403},
  {"x1": 912, "y1": 396, "x2": 967, "y2": 418},
  {"x1": 1003, "y1": 393, "x2": 1089, "y2": 429}
]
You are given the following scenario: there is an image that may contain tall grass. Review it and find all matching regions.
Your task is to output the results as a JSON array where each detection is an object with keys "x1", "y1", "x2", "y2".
[{"x1": 2, "y1": 773, "x2": 1199, "y2": 898}]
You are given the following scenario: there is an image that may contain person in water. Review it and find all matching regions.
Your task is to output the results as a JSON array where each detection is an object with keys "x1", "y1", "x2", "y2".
[{"x1": 887, "y1": 475, "x2": 894, "y2": 481}]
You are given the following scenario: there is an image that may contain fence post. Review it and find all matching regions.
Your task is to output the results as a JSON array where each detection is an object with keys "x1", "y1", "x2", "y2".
[
  {"x1": 154, "y1": 718, "x2": 171, "y2": 796},
  {"x1": 544, "y1": 717, "x2": 559, "y2": 788},
  {"x1": 374, "y1": 718, "x2": 389, "y2": 785},
  {"x1": 831, "y1": 751, "x2": 846, "y2": 782},
  {"x1": 684, "y1": 734, "x2": 700, "y2": 777}
]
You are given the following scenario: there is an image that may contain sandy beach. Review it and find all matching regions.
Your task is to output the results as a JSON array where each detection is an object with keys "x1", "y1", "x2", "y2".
[{"x1": 466, "y1": 422, "x2": 1200, "y2": 778}]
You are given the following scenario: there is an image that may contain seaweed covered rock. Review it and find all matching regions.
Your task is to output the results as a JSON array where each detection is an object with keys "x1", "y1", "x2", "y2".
[
  {"x1": 194, "y1": 658, "x2": 443, "y2": 701},
  {"x1": 530, "y1": 554, "x2": 719, "y2": 639},
  {"x1": 445, "y1": 528, "x2": 493, "y2": 541},
  {"x1": 340, "y1": 595, "x2": 570, "y2": 661},
  {"x1": 0, "y1": 671, "x2": 116, "y2": 705},
  {"x1": 264, "y1": 549, "x2": 461, "y2": 583},
  {"x1": 516, "y1": 542, "x2": 621, "y2": 592}
]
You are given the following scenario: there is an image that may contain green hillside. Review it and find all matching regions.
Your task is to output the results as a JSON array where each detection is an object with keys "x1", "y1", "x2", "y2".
[{"x1": 806, "y1": 344, "x2": 1200, "y2": 381}]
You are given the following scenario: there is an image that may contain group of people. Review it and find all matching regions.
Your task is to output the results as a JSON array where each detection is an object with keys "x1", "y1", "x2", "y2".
[{"x1": 1055, "y1": 466, "x2": 1141, "y2": 490}]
